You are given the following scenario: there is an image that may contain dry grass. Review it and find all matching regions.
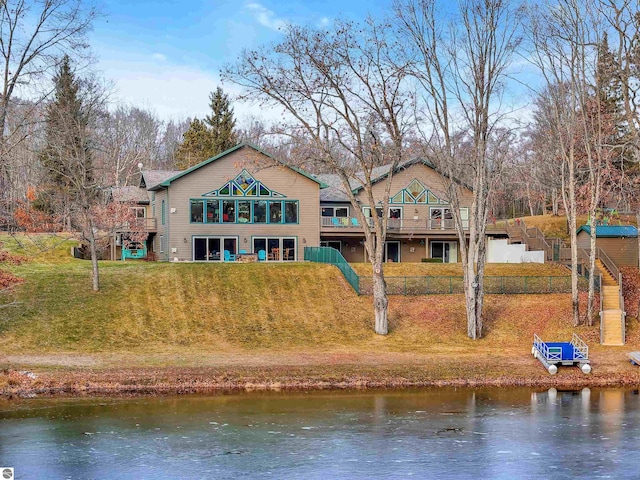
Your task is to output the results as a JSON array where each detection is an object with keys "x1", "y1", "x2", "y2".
[
  {"x1": 517, "y1": 214, "x2": 637, "y2": 242},
  {"x1": 351, "y1": 262, "x2": 570, "y2": 277}
]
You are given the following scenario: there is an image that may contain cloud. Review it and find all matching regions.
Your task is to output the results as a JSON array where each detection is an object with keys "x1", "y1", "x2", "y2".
[
  {"x1": 151, "y1": 53, "x2": 167, "y2": 62},
  {"x1": 317, "y1": 16, "x2": 330, "y2": 28},
  {"x1": 245, "y1": 2, "x2": 287, "y2": 32}
]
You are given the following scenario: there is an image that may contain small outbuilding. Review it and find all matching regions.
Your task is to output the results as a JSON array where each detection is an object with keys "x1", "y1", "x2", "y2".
[{"x1": 576, "y1": 225, "x2": 638, "y2": 267}]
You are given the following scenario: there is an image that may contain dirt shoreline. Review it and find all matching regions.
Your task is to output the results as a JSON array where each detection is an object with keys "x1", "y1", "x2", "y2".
[{"x1": 3, "y1": 357, "x2": 640, "y2": 399}]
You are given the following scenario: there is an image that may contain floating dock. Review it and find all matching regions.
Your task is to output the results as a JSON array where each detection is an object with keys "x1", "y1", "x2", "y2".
[
  {"x1": 532, "y1": 333, "x2": 591, "y2": 374},
  {"x1": 628, "y1": 352, "x2": 640, "y2": 366}
]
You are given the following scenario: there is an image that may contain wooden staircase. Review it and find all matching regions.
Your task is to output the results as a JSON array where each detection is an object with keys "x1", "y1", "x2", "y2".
[{"x1": 596, "y1": 259, "x2": 625, "y2": 346}]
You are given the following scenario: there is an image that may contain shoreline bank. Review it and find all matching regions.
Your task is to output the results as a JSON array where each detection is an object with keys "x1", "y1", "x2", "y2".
[{"x1": 3, "y1": 354, "x2": 640, "y2": 399}]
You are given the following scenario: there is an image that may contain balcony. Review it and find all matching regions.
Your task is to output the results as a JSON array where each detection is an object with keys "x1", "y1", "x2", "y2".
[
  {"x1": 321, "y1": 216, "x2": 469, "y2": 232},
  {"x1": 119, "y1": 217, "x2": 157, "y2": 233}
]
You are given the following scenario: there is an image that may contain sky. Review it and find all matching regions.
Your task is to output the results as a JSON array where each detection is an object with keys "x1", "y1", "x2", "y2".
[{"x1": 91, "y1": 0, "x2": 391, "y2": 123}]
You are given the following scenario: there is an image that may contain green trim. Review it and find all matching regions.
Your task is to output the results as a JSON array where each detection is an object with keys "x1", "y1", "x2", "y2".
[
  {"x1": 158, "y1": 143, "x2": 327, "y2": 189},
  {"x1": 161, "y1": 199, "x2": 165, "y2": 225},
  {"x1": 202, "y1": 168, "x2": 287, "y2": 198},
  {"x1": 188, "y1": 198, "x2": 299, "y2": 225}
]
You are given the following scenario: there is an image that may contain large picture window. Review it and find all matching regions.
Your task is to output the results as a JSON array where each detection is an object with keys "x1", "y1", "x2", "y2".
[
  {"x1": 269, "y1": 201, "x2": 282, "y2": 223},
  {"x1": 222, "y1": 200, "x2": 235, "y2": 222},
  {"x1": 206, "y1": 200, "x2": 220, "y2": 223},
  {"x1": 284, "y1": 201, "x2": 298, "y2": 223},
  {"x1": 189, "y1": 198, "x2": 298, "y2": 224},
  {"x1": 190, "y1": 200, "x2": 204, "y2": 223},
  {"x1": 254, "y1": 200, "x2": 267, "y2": 223}
]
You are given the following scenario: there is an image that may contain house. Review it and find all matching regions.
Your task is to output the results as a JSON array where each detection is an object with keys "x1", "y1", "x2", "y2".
[
  {"x1": 127, "y1": 144, "x2": 324, "y2": 262},
  {"x1": 110, "y1": 145, "x2": 477, "y2": 263},
  {"x1": 576, "y1": 225, "x2": 638, "y2": 267},
  {"x1": 316, "y1": 158, "x2": 474, "y2": 263}
]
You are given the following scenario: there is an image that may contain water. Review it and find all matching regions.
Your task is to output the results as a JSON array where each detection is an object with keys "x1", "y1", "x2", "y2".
[{"x1": 1, "y1": 388, "x2": 639, "y2": 479}]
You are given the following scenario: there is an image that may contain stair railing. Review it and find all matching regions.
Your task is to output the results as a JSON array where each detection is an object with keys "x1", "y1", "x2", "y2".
[{"x1": 597, "y1": 247, "x2": 620, "y2": 281}]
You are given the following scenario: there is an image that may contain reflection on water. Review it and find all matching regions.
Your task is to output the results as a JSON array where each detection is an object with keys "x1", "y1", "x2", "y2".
[{"x1": 1, "y1": 388, "x2": 640, "y2": 479}]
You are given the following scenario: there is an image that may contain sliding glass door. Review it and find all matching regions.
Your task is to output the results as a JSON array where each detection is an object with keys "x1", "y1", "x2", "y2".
[{"x1": 193, "y1": 236, "x2": 237, "y2": 261}]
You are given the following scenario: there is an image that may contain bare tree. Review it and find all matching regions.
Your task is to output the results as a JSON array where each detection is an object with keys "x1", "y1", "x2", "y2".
[
  {"x1": 94, "y1": 105, "x2": 163, "y2": 187},
  {"x1": 395, "y1": 0, "x2": 521, "y2": 339},
  {"x1": 40, "y1": 57, "x2": 107, "y2": 291},
  {"x1": 224, "y1": 18, "x2": 411, "y2": 334},
  {"x1": 0, "y1": 0, "x2": 98, "y2": 224},
  {"x1": 528, "y1": 0, "x2": 618, "y2": 325}
]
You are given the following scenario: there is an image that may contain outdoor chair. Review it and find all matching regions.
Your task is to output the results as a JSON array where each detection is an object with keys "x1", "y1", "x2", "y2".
[
  {"x1": 268, "y1": 248, "x2": 279, "y2": 261},
  {"x1": 239, "y1": 249, "x2": 247, "y2": 254},
  {"x1": 223, "y1": 250, "x2": 236, "y2": 262},
  {"x1": 257, "y1": 250, "x2": 266, "y2": 261}
]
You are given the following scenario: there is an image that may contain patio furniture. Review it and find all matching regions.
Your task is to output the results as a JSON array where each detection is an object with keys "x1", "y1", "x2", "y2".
[
  {"x1": 268, "y1": 248, "x2": 279, "y2": 261},
  {"x1": 257, "y1": 250, "x2": 266, "y2": 261},
  {"x1": 223, "y1": 250, "x2": 236, "y2": 262}
]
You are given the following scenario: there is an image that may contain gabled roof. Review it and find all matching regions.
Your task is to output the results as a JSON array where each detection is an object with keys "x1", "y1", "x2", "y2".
[
  {"x1": 140, "y1": 170, "x2": 181, "y2": 190},
  {"x1": 351, "y1": 158, "x2": 438, "y2": 193},
  {"x1": 151, "y1": 143, "x2": 327, "y2": 191},
  {"x1": 315, "y1": 158, "x2": 447, "y2": 202},
  {"x1": 315, "y1": 174, "x2": 352, "y2": 202},
  {"x1": 577, "y1": 225, "x2": 638, "y2": 237},
  {"x1": 111, "y1": 186, "x2": 149, "y2": 204}
]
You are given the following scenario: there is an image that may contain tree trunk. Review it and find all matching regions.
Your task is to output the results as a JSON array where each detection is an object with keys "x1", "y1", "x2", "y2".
[
  {"x1": 568, "y1": 159, "x2": 580, "y2": 326},
  {"x1": 587, "y1": 218, "x2": 597, "y2": 325},
  {"x1": 637, "y1": 212, "x2": 640, "y2": 321},
  {"x1": 372, "y1": 261, "x2": 388, "y2": 335},
  {"x1": 88, "y1": 217, "x2": 100, "y2": 292}
]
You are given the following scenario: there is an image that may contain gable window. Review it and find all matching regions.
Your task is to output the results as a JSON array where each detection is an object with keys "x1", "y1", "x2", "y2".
[
  {"x1": 390, "y1": 179, "x2": 442, "y2": 204},
  {"x1": 203, "y1": 169, "x2": 286, "y2": 198}
]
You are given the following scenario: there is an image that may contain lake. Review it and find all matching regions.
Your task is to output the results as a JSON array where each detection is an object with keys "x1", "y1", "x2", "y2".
[{"x1": 1, "y1": 387, "x2": 639, "y2": 479}]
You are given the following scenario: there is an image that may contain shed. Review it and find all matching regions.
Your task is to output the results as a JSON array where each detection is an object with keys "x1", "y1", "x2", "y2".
[{"x1": 576, "y1": 225, "x2": 638, "y2": 267}]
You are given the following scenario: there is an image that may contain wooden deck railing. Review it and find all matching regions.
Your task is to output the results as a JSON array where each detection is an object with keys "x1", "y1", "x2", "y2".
[
  {"x1": 320, "y1": 216, "x2": 469, "y2": 231},
  {"x1": 118, "y1": 217, "x2": 157, "y2": 232}
]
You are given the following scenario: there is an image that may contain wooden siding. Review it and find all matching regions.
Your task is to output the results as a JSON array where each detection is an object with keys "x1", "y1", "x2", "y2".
[
  {"x1": 354, "y1": 162, "x2": 473, "y2": 219},
  {"x1": 160, "y1": 146, "x2": 320, "y2": 261},
  {"x1": 154, "y1": 190, "x2": 169, "y2": 261},
  {"x1": 576, "y1": 231, "x2": 638, "y2": 267},
  {"x1": 362, "y1": 163, "x2": 472, "y2": 205}
]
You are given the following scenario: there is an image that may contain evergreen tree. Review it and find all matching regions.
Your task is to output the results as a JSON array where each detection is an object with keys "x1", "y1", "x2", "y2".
[
  {"x1": 204, "y1": 86, "x2": 237, "y2": 155},
  {"x1": 174, "y1": 118, "x2": 215, "y2": 170},
  {"x1": 40, "y1": 56, "x2": 103, "y2": 292},
  {"x1": 174, "y1": 87, "x2": 237, "y2": 170},
  {"x1": 40, "y1": 55, "x2": 94, "y2": 230}
]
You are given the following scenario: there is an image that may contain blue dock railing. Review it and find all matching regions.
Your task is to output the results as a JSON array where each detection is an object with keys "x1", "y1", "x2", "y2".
[{"x1": 304, "y1": 246, "x2": 360, "y2": 294}]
